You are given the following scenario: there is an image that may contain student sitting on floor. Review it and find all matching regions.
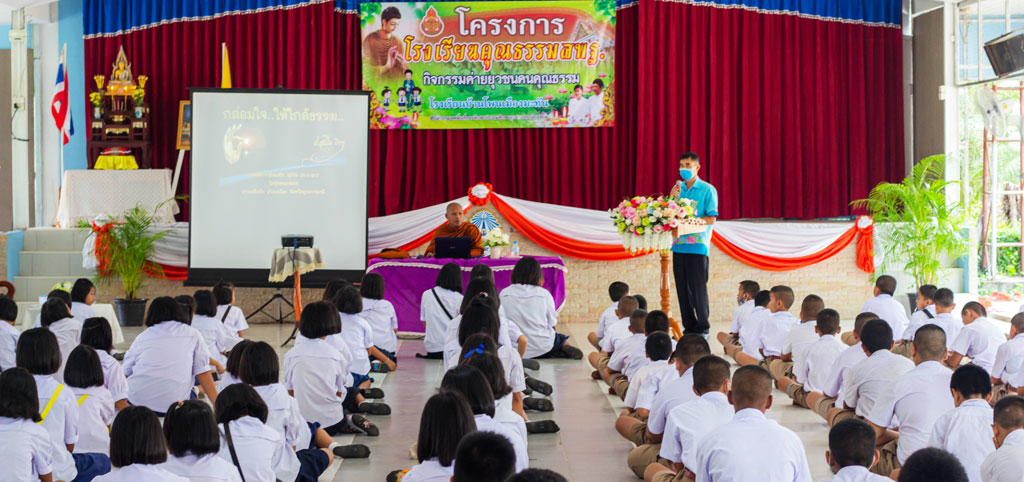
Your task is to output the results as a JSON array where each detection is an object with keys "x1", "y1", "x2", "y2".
[
  {"x1": 441, "y1": 365, "x2": 528, "y2": 473},
  {"x1": 866, "y1": 324, "x2": 955, "y2": 478},
  {"x1": 32, "y1": 289, "x2": 72, "y2": 328},
  {"x1": 39, "y1": 298, "x2": 82, "y2": 384},
  {"x1": 853, "y1": 275, "x2": 909, "y2": 346},
  {"x1": 500, "y1": 256, "x2": 582, "y2": 360},
  {"x1": 190, "y1": 290, "x2": 237, "y2": 370},
  {"x1": 730, "y1": 286, "x2": 797, "y2": 369},
  {"x1": 0, "y1": 295, "x2": 20, "y2": 371},
  {"x1": 214, "y1": 384, "x2": 298, "y2": 482},
  {"x1": 451, "y1": 431, "x2": 517, "y2": 482},
  {"x1": 991, "y1": 313, "x2": 1024, "y2": 404},
  {"x1": 64, "y1": 346, "x2": 115, "y2": 456},
  {"x1": 589, "y1": 296, "x2": 639, "y2": 375},
  {"x1": 693, "y1": 365, "x2": 812, "y2": 482},
  {"x1": 70, "y1": 278, "x2": 97, "y2": 323},
  {"x1": 468, "y1": 264, "x2": 532, "y2": 360},
  {"x1": 602, "y1": 309, "x2": 651, "y2": 399},
  {"x1": 804, "y1": 312, "x2": 877, "y2": 426},
  {"x1": 770, "y1": 294, "x2": 825, "y2": 382},
  {"x1": 716, "y1": 280, "x2": 760, "y2": 350},
  {"x1": 644, "y1": 355, "x2": 733, "y2": 482},
  {"x1": 161, "y1": 400, "x2": 245, "y2": 481},
  {"x1": 401, "y1": 391, "x2": 477, "y2": 482},
  {"x1": 213, "y1": 281, "x2": 249, "y2": 339},
  {"x1": 929, "y1": 364, "x2": 995, "y2": 482},
  {"x1": 820, "y1": 418, "x2": 890, "y2": 482},
  {"x1": 722, "y1": 290, "x2": 771, "y2": 363},
  {"x1": 589, "y1": 281, "x2": 630, "y2": 350},
  {"x1": 622, "y1": 332, "x2": 675, "y2": 414},
  {"x1": 93, "y1": 407, "x2": 179, "y2": 482},
  {"x1": 460, "y1": 334, "x2": 532, "y2": 440},
  {"x1": 923, "y1": 288, "x2": 963, "y2": 349},
  {"x1": 506, "y1": 469, "x2": 569, "y2": 482},
  {"x1": 335, "y1": 285, "x2": 396, "y2": 379},
  {"x1": 445, "y1": 278, "x2": 517, "y2": 360},
  {"x1": 897, "y1": 448, "x2": 968, "y2": 482},
  {"x1": 834, "y1": 319, "x2": 914, "y2": 426},
  {"x1": 418, "y1": 262, "x2": 464, "y2": 360},
  {"x1": 981, "y1": 396, "x2": 1024, "y2": 482},
  {"x1": 609, "y1": 311, "x2": 671, "y2": 401},
  {"x1": 893, "y1": 284, "x2": 937, "y2": 357},
  {"x1": 0, "y1": 367, "x2": 59, "y2": 482},
  {"x1": 79, "y1": 317, "x2": 128, "y2": 411},
  {"x1": 359, "y1": 273, "x2": 399, "y2": 364},
  {"x1": 948, "y1": 302, "x2": 1006, "y2": 373},
  {"x1": 219, "y1": 340, "x2": 253, "y2": 391},
  {"x1": 775, "y1": 308, "x2": 846, "y2": 410},
  {"x1": 627, "y1": 334, "x2": 687, "y2": 424}
]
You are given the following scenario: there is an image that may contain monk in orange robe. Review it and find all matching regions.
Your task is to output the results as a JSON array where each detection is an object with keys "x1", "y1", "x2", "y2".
[{"x1": 425, "y1": 203, "x2": 484, "y2": 257}]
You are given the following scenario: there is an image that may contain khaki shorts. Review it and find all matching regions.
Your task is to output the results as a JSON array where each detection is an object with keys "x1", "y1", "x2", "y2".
[
  {"x1": 652, "y1": 468, "x2": 694, "y2": 482},
  {"x1": 891, "y1": 342, "x2": 913, "y2": 358},
  {"x1": 769, "y1": 359, "x2": 794, "y2": 381},
  {"x1": 612, "y1": 375, "x2": 630, "y2": 401},
  {"x1": 627, "y1": 443, "x2": 664, "y2": 479},
  {"x1": 992, "y1": 384, "x2": 1013, "y2": 406},
  {"x1": 786, "y1": 383, "x2": 810, "y2": 409},
  {"x1": 870, "y1": 439, "x2": 902, "y2": 477},
  {"x1": 598, "y1": 354, "x2": 611, "y2": 371},
  {"x1": 627, "y1": 420, "x2": 652, "y2": 446},
  {"x1": 812, "y1": 395, "x2": 837, "y2": 420}
]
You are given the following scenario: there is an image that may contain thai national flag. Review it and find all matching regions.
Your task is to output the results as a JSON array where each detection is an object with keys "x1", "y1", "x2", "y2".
[{"x1": 52, "y1": 47, "x2": 74, "y2": 145}]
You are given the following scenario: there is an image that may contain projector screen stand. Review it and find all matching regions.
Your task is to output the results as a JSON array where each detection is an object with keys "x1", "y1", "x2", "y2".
[{"x1": 247, "y1": 290, "x2": 294, "y2": 325}]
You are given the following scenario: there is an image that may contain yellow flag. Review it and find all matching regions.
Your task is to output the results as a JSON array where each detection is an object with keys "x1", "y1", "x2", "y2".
[{"x1": 221, "y1": 42, "x2": 232, "y2": 88}]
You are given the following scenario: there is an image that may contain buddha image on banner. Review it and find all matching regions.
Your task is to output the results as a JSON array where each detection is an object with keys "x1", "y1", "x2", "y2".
[{"x1": 359, "y1": 0, "x2": 615, "y2": 129}]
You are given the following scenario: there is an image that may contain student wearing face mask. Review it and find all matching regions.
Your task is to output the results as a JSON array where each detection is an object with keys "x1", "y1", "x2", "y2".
[{"x1": 668, "y1": 152, "x2": 719, "y2": 338}]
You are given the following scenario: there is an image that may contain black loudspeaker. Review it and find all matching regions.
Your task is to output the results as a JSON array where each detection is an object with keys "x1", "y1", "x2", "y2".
[{"x1": 984, "y1": 27, "x2": 1024, "y2": 77}]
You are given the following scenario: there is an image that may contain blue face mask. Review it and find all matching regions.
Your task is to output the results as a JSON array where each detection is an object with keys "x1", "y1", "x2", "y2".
[{"x1": 679, "y1": 168, "x2": 694, "y2": 181}]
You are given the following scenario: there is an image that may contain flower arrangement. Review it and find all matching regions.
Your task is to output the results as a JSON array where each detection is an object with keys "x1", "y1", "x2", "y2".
[
  {"x1": 131, "y1": 88, "x2": 145, "y2": 106},
  {"x1": 482, "y1": 227, "x2": 512, "y2": 247},
  {"x1": 89, "y1": 92, "x2": 103, "y2": 107},
  {"x1": 373, "y1": 106, "x2": 417, "y2": 129},
  {"x1": 610, "y1": 196, "x2": 702, "y2": 253}
]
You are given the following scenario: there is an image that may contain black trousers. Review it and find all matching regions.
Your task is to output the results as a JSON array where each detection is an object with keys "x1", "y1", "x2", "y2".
[{"x1": 672, "y1": 252, "x2": 710, "y2": 334}]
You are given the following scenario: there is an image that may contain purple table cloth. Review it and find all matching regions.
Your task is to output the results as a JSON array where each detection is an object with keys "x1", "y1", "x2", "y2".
[{"x1": 366, "y1": 256, "x2": 567, "y2": 333}]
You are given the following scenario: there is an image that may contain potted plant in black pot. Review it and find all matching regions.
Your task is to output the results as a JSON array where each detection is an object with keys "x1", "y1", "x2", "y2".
[{"x1": 79, "y1": 204, "x2": 167, "y2": 326}]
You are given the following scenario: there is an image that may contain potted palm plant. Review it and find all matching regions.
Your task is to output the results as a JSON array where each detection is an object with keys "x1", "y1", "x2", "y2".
[
  {"x1": 851, "y1": 155, "x2": 966, "y2": 290},
  {"x1": 79, "y1": 204, "x2": 167, "y2": 326}
]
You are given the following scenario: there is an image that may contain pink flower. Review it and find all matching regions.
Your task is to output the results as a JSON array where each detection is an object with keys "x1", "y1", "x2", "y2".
[
  {"x1": 543, "y1": 94, "x2": 554, "y2": 100},
  {"x1": 558, "y1": 87, "x2": 568, "y2": 94},
  {"x1": 598, "y1": 72, "x2": 608, "y2": 78}
]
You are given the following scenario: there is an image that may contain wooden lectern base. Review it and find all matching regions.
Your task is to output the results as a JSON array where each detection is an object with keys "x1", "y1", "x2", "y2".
[{"x1": 660, "y1": 251, "x2": 683, "y2": 339}]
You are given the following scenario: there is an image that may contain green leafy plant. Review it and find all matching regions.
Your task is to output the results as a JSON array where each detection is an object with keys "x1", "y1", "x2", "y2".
[
  {"x1": 851, "y1": 154, "x2": 966, "y2": 288},
  {"x1": 78, "y1": 203, "x2": 168, "y2": 300},
  {"x1": 360, "y1": 2, "x2": 381, "y2": 30}
]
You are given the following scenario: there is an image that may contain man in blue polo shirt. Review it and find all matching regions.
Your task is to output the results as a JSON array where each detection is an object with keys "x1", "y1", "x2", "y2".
[{"x1": 669, "y1": 152, "x2": 718, "y2": 336}]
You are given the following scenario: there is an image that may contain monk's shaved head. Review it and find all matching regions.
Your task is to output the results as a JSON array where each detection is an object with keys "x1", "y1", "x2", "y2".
[
  {"x1": 445, "y1": 203, "x2": 465, "y2": 226},
  {"x1": 446, "y1": 202, "x2": 463, "y2": 213}
]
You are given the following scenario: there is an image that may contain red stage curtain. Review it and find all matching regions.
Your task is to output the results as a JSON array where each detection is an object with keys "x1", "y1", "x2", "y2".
[{"x1": 83, "y1": 1, "x2": 902, "y2": 221}]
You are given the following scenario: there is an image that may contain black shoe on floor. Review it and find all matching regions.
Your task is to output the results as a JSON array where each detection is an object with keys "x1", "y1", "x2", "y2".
[
  {"x1": 523, "y1": 387, "x2": 533, "y2": 396},
  {"x1": 386, "y1": 469, "x2": 409, "y2": 482},
  {"x1": 522, "y1": 359, "x2": 540, "y2": 370},
  {"x1": 361, "y1": 387, "x2": 386, "y2": 399},
  {"x1": 343, "y1": 414, "x2": 380, "y2": 436},
  {"x1": 523, "y1": 397, "x2": 554, "y2": 412},
  {"x1": 370, "y1": 361, "x2": 391, "y2": 373},
  {"x1": 358, "y1": 401, "x2": 392, "y2": 415},
  {"x1": 526, "y1": 420, "x2": 560, "y2": 433},
  {"x1": 561, "y1": 344, "x2": 583, "y2": 360},
  {"x1": 526, "y1": 377, "x2": 553, "y2": 396},
  {"x1": 333, "y1": 444, "x2": 371, "y2": 458}
]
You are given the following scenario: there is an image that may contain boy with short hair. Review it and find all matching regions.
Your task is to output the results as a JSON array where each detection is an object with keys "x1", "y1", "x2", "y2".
[
  {"x1": 623, "y1": 331, "x2": 675, "y2": 411},
  {"x1": 770, "y1": 294, "x2": 826, "y2": 382},
  {"x1": 730, "y1": 286, "x2": 797, "y2": 369},
  {"x1": 606, "y1": 310, "x2": 670, "y2": 399},
  {"x1": 822, "y1": 418, "x2": 889, "y2": 482},
  {"x1": 926, "y1": 288, "x2": 964, "y2": 349},
  {"x1": 929, "y1": 364, "x2": 995, "y2": 482},
  {"x1": 980, "y1": 396, "x2": 1024, "y2": 482},
  {"x1": 991, "y1": 313, "x2": 1024, "y2": 403},
  {"x1": 893, "y1": 285, "x2": 936, "y2": 357},
  {"x1": 588, "y1": 295, "x2": 638, "y2": 376},
  {"x1": 840, "y1": 320, "x2": 915, "y2": 423},
  {"x1": 899, "y1": 448, "x2": 969, "y2": 482},
  {"x1": 853, "y1": 275, "x2": 909, "y2": 346},
  {"x1": 0, "y1": 295, "x2": 19, "y2": 371},
  {"x1": 589, "y1": 281, "x2": 630, "y2": 350},
  {"x1": 616, "y1": 334, "x2": 685, "y2": 443},
  {"x1": 693, "y1": 365, "x2": 813, "y2": 482},
  {"x1": 866, "y1": 324, "x2": 955, "y2": 477},
  {"x1": 806, "y1": 312, "x2": 878, "y2": 426},
  {"x1": 451, "y1": 431, "x2": 517, "y2": 482},
  {"x1": 723, "y1": 290, "x2": 771, "y2": 363},
  {"x1": 775, "y1": 308, "x2": 846, "y2": 410},
  {"x1": 948, "y1": 302, "x2": 1006, "y2": 372},
  {"x1": 716, "y1": 280, "x2": 760, "y2": 348}
]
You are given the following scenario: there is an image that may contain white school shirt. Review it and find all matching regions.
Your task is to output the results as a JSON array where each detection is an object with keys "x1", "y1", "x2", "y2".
[
  {"x1": 70, "y1": 302, "x2": 96, "y2": 322},
  {"x1": 597, "y1": 302, "x2": 619, "y2": 339},
  {"x1": 340, "y1": 312, "x2": 374, "y2": 376},
  {"x1": 161, "y1": 453, "x2": 243, "y2": 482},
  {"x1": 797, "y1": 335, "x2": 847, "y2": 393},
  {"x1": 34, "y1": 374, "x2": 78, "y2": 481},
  {"x1": 625, "y1": 361, "x2": 666, "y2": 409},
  {"x1": 981, "y1": 429, "x2": 1024, "y2": 482},
  {"x1": 694, "y1": 408, "x2": 812, "y2": 482},
  {"x1": 951, "y1": 317, "x2": 1006, "y2": 372},
  {"x1": 500, "y1": 284, "x2": 559, "y2": 359},
  {"x1": 191, "y1": 314, "x2": 235, "y2": 365},
  {"x1": 95, "y1": 349, "x2": 128, "y2": 403},
  {"x1": 608, "y1": 333, "x2": 646, "y2": 377},
  {"x1": 659, "y1": 391, "x2": 733, "y2": 469},
  {"x1": 588, "y1": 92, "x2": 605, "y2": 124},
  {"x1": 443, "y1": 342, "x2": 526, "y2": 394},
  {"x1": 215, "y1": 305, "x2": 249, "y2": 335},
  {"x1": 635, "y1": 362, "x2": 679, "y2": 410},
  {"x1": 402, "y1": 458, "x2": 453, "y2": 482},
  {"x1": 648, "y1": 366, "x2": 697, "y2": 435},
  {"x1": 729, "y1": 299, "x2": 755, "y2": 334},
  {"x1": 420, "y1": 287, "x2": 462, "y2": 353},
  {"x1": 929, "y1": 312, "x2": 965, "y2": 348},
  {"x1": 823, "y1": 465, "x2": 892, "y2": 482},
  {"x1": 253, "y1": 383, "x2": 311, "y2": 450},
  {"x1": 494, "y1": 394, "x2": 529, "y2": 444},
  {"x1": 600, "y1": 317, "x2": 632, "y2": 352},
  {"x1": 361, "y1": 298, "x2": 399, "y2": 353},
  {"x1": 738, "y1": 307, "x2": 770, "y2": 360},
  {"x1": 867, "y1": 360, "x2": 954, "y2": 464},
  {"x1": 48, "y1": 317, "x2": 83, "y2": 382},
  {"x1": 782, "y1": 321, "x2": 819, "y2": 382},
  {"x1": 284, "y1": 337, "x2": 348, "y2": 427},
  {"x1": 70, "y1": 385, "x2": 115, "y2": 455},
  {"x1": 123, "y1": 321, "x2": 211, "y2": 412},
  {"x1": 568, "y1": 97, "x2": 588, "y2": 125},
  {"x1": 218, "y1": 372, "x2": 242, "y2": 392},
  {"x1": 929, "y1": 399, "x2": 995, "y2": 482},
  {"x1": 861, "y1": 294, "x2": 909, "y2": 342},
  {"x1": 0, "y1": 321, "x2": 20, "y2": 371},
  {"x1": 474, "y1": 414, "x2": 529, "y2": 472},
  {"x1": 442, "y1": 311, "x2": 518, "y2": 366},
  {"x1": 821, "y1": 342, "x2": 868, "y2": 407},
  {"x1": 94, "y1": 464, "x2": 189, "y2": 482},
  {"x1": 903, "y1": 305, "x2": 937, "y2": 340},
  {"x1": 296, "y1": 332, "x2": 354, "y2": 387},
  {"x1": 218, "y1": 416, "x2": 298, "y2": 482},
  {"x1": 0, "y1": 416, "x2": 54, "y2": 482},
  {"x1": 992, "y1": 334, "x2": 1024, "y2": 384},
  {"x1": 758, "y1": 311, "x2": 799, "y2": 357},
  {"x1": 843, "y1": 349, "x2": 914, "y2": 417}
]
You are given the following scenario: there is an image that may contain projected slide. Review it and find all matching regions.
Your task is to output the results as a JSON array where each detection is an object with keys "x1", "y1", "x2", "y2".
[{"x1": 189, "y1": 90, "x2": 369, "y2": 281}]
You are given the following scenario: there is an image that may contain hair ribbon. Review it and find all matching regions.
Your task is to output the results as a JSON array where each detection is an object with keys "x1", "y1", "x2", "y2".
[{"x1": 463, "y1": 344, "x2": 485, "y2": 359}]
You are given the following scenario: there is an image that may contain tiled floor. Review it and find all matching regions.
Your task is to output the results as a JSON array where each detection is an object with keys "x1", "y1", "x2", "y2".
[{"x1": 117, "y1": 316, "x2": 836, "y2": 482}]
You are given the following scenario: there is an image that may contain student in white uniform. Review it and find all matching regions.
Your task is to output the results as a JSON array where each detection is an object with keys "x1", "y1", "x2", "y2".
[
  {"x1": 899, "y1": 448, "x2": 969, "y2": 482},
  {"x1": 948, "y1": 302, "x2": 1006, "y2": 372},
  {"x1": 842, "y1": 320, "x2": 914, "y2": 420},
  {"x1": 692, "y1": 365, "x2": 813, "y2": 482},
  {"x1": 94, "y1": 406, "x2": 185, "y2": 482},
  {"x1": 190, "y1": 290, "x2": 236, "y2": 368},
  {"x1": 451, "y1": 431, "x2": 517, "y2": 482},
  {"x1": 981, "y1": 396, "x2": 1024, "y2": 482},
  {"x1": 441, "y1": 365, "x2": 528, "y2": 473},
  {"x1": 923, "y1": 288, "x2": 963, "y2": 349},
  {"x1": 804, "y1": 312, "x2": 878, "y2": 426},
  {"x1": 856, "y1": 275, "x2": 910, "y2": 346},
  {"x1": 454, "y1": 304, "x2": 535, "y2": 415},
  {"x1": 459, "y1": 335, "x2": 534, "y2": 438},
  {"x1": 445, "y1": 277, "x2": 520, "y2": 359},
  {"x1": 729, "y1": 286, "x2": 798, "y2": 369},
  {"x1": 590, "y1": 296, "x2": 640, "y2": 375},
  {"x1": 929, "y1": 365, "x2": 996, "y2": 482},
  {"x1": 588, "y1": 281, "x2": 630, "y2": 350},
  {"x1": 283, "y1": 301, "x2": 380, "y2": 436},
  {"x1": 335, "y1": 285, "x2": 397, "y2": 378},
  {"x1": 40, "y1": 298, "x2": 83, "y2": 383},
  {"x1": 213, "y1": 384, "x2": 299, "y2": 482},
  {"x1": 70, "y1": 278, "x2": 98, "y2": 323},
  {"x1": 715, "y1": 280, "x2": 760, "y2": 350},
  {"x1": 819, "y1": 418, "x2": 891, "y2": 482},
  {"x1": 359, "y1": 273, "x2": 399, "y2": 362},
  {"x1": 991, "y1": 313, "x2": 1024, "y2": 402},
  {"x1": 602, "y1": 309, "x2": 653, "y2": 398},
  {"x1": 402, "y1": 391, "x2": 478, "y2": 482},
  {"x1": 418, "y1": 263, "x2": 464, "y2": 359},
  {"x1": 0, "y1": 367, "x2": 57, "y2": 482},
  {"x1": 645, "y1": 355, "x2": 734, "y2": 482},
  {"x1": 32, "y1": 289, "x2": 73, "y2": 329},
  {"x1": 775, "y1": 309, "x2": 847, "y2": 410},
  {"x1": 500, "y1": 256, "x2": 582, "y2": 360},
  {"x1": 770, "y1": 294, "x2": 825, "y2": 382},
  {"x1": 80, "y1": 318, "x2": 129, "y2": 411},
  {"x1": 0, "y1": 295, "x2": 20, "y2": 371},
  {"x1": 623, "y1": 333, "x2": 675, "y2": 414},
  {"x1": 866, "y1": 324, "x2": 955, "y2": 477},
  {"x1": 18, "y1": 328, "x2": 111, "y2": 481},
  {"x1": 161, "y1": 400, "x2": 243, "y2": 481},
  {"x1": 64, "y1": 346, "x2": 115, "y2": 456},
  {"x1": 122, "y1": 297, "x2": 217, "y2": 413},
  {"x1": 724, "y1": 290, "x2": 772, "y2": 362},
  {"x1": 213, "y1": 281, "x2": 249, "y2": 339},
  {"x1": 894, "y1": 284, "x2": 937, "y2": 356},
  {"x1": 219, "y1": 340, "x2": 252, "y2": 392},
  {"x1": 615, "y1": 338, "x2": 681, "y2": 444}
]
